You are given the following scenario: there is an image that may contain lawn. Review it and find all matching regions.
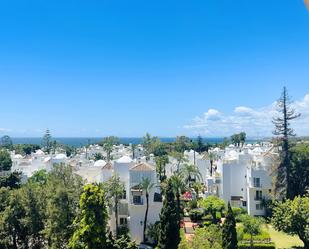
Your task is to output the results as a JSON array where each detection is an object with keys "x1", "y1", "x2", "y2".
[{"x1": 263, "y1": 225, "x2": 304, "y2": 249}]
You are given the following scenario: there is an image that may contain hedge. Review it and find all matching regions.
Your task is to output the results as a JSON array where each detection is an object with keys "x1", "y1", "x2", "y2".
[
  {"x1": 237, "y1": 226, "x2": 271, "y2": 242},
  {"x1": 238, "y1": 243, "x2": 275, "y2": 249}
]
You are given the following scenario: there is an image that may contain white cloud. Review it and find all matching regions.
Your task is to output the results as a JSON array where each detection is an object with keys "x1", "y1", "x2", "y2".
[
  {"x1": 0, "y1": 128, "x2": 12, "y2": 133},
  {"x1": 184, "y1": 94, "x2": 309, "y2": 137}
]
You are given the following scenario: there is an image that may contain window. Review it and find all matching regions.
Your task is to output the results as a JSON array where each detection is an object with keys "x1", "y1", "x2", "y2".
[
  {"x1": 242, "y1": 201, "x2": 247, "y2": 207},
  {"x1": 120, "y1": 217, "x2": 127, "y2": 226},
  {"x1": 256, "y1": 203, "x2": 263, "y2": 210},
  {"x1": 253, "y1": 178, "x2": 261, "y2": 188},
  {"x1": 154, "y1": 192, "x2": 162, "y2": 202},
  {"x1": 255, "y1": 190, "x2": 262, "y2": 200},
  {"x1": 133, "y1": 195, "x2": 142, "y2": 205}
]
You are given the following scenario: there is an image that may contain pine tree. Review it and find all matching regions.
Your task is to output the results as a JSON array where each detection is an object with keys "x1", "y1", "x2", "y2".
[
  {"x1": 42, "y1": 129, "x2": 53, "y2": 154},
  {"x1": 157, "y1": 180, "x2": 180, "y2": 249},
  {"x1": 273, "y1": 87, "x2": 300, "y2": 199},
  {"x1": 222, "y1": 202, "x2": 238, "y2": 249},
  {"x1": 196, "y1": 135, "x2": 204, "y2": 153}
]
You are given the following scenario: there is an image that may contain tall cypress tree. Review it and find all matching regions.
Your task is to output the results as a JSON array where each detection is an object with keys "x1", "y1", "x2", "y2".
[
  {"x1": 273, "y1": 87, "x2": 300, "y2": 199},
  {"x1": 68, "y1": 184, "x2": 109, "y2": 249},
  {"x1": 157, "y1": 180, "x2": 180, "y2": 249},
  {"x1": 222, "y1": 202, "x2": 238, "y2": 249}
]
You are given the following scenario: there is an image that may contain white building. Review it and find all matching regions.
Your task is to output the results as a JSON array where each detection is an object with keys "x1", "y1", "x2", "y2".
[
  {"x1": 208, "y1": 144, "x2": 274, "y2": 216},
  {"x1": 128, "y1": 162, "x2": 163, "y2": 242}
]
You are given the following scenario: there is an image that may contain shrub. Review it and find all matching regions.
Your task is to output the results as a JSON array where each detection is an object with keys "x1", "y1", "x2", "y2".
[
  {"x1": 238, "y1": 243, "x2": 275, "y2": 249},
  {"x1": 231, "y1": 207, "x2": 247, "y2": 222},
  {"x1": 237, "y1": 226, "x2": 271, "y2": 243},
  {"x1": 189, "y1": 209, "x2": 204, "y2": 222},
  {"x1": 188, "y1": 199, "x2": 198, "y2": 210},
  {"x1": 242, "y1": 230, "x2": 271, "y2": 242},
  {"x1": 203, "y1": 220, "x2": 213, "y2": 227},
  {"x1": 202, "y1": 214, "x2": 212, "y2": 220}
]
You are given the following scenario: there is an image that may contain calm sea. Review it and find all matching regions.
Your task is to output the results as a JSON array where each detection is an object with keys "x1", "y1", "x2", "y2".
[{"x1": 10, "y1": 137, "x2": 240, "y2": 147}]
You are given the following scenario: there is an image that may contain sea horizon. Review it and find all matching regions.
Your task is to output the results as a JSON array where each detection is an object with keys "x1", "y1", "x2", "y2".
[{"x1": 10, "y1": 136, "x2": 264, "y2": 147}]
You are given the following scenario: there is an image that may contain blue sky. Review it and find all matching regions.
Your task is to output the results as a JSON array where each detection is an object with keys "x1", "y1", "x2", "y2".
[{"x1": 0, "y1": 0, "x2": 308, "y2": 137}]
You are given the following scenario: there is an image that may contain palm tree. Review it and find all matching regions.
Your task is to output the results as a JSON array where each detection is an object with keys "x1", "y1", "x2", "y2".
[
  {"x1": 170, "y1": 173, "x2": 187, "y2": 226},
  {"x1": 208, "y1": 152, "x2": 217, "y2": 176},
  {"x1": 106, "y1": 174, "x2": 125, "y2": 238},
  {"x1": 155, "y1": 155, "x2": 169, "y2": 181},
  {"x1": 180, "y1": 164, "x2": 202, "y2": 186},
  {"x1": 102, "y1": 136, "x2": 119, "y2": 161},
  {"x1": 140, "y1": 177, "x2": 155, "y2": 243},
  {"x1": 103, "y1": 142, "x2": 113, "y2": 162},
  {"x1": 131, "y1": 143, "x2": 137, "y2": 159},
  {"x1": 170, "y1": 151, "x2": 187, "y2": 172}
]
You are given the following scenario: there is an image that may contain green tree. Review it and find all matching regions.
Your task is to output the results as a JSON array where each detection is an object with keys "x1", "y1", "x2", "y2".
[
  {"x1": 271, "y1": 196, "x2": 308, "y2": 248},
  {"x1": 231, "y1": 134, "x2": 240, "y2": 147},
  {"x1": 64, "y1": 145, "x2": 74, "y2": 157},
  {"x1": 13, "y1": 144, "x2": 40, "y2": 156},
  {"x1": 69, "y1": 184, "x2": 109, "y2": 249},
  {"x1": 181, "y1": 163, "x2": 202, "y2": 185},
  {"x1": 131, "y1": 143, "x2": 136, "y2": 159},
  {"x1": 239, "y1": 132, "x2": 246, "y2": 145},
  {"x1": 190, "y1": 225, "x2": 222, "y2": 249},
  {"x1": 196, "y1": 135, "x2": 204, "y2": 153},
  {"x1": 152, "y1": 141, "x2": 168, "y2": 157},
  {"x1": 20, "y1": 184, "x2": 46, "y2": 249},
  {"x1": 170, "y1": 151, "x2": 187, "y2": 172},
  {"x1": 155, "y1": 155, "x2": 169, "y2": 181},
  {"x1": 146, "y1": 222, "x2": 160, "y2": 246},
  {"x1": 102, "y1": 136, "x2": 119, "y2": 162},
  {"x1": 106, "y1": 173, "x2": 125, "y2": 238},
  {"x1": 142, "y1": 133, "x2": 160, "y2": 159},
  {"x1": 94, "y1": 152, "x2": 104, "y2": 161},
  {"x1": 290, "y1": 143, "x2": 309, "y2": 197},
  {"x1": 241, "y1": 215, "x2": 262, "y2": 249},
  {"x1": 198, "y1": 196, "x2": 225, "y2": 224},
  {"x1": 0, "y1": 189, "x2": 28, "y2": 249},
  {"x1": 222, "y1": 137, "x2": 229, "y2": 148},
  {"x1": 29, "y1": 169, "x2": 48, "y2": 186},
  {"x1": 0, "y1": 149, "x2": 12, "y2": 171},
  {"x1": 45, "y1": 164, "x2": 83, "y2": 249},
  {"x1": 112, "y1": 235, "x2": 138, "y2": 249},
  {"x1": 23, "y1": 145, "x2": 34, "y2": 155},
  {"x1": 170, "y1": 172, "x2": 186, "y2": 224},
  {"x1": 272, "y1": 87, "x2": 300, "y2": 200},
  {"x1": 174, "y1": 136, "x2": 191, "y2": 153},
  {"x1": 0, "y1": 171, "x2": 22, "y2": 189},
  {"x1": 140, "y1": 177, "x2": 155, "y2": 243},
  {"x1": 42, "y1": 129, "x2": 53, "y2": 154},
  {"x1": 222, "y1": 202, "x2": 238, "y2": 249},
  {"x1": 1, "y1": 135, "x2": 13, "y2": 149},
  {"x1": 157, "y1": 180, "x2": 180, "y2": 249},
  {"x1": 208, "y1": 152, "x2": 217, "y2": 177},
  {"x1": 0, "y1": 184, "x2": 45, "y2": 249},
  {"x1": 52, "y1": 140, "x2": 57, "y2": 154}
]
